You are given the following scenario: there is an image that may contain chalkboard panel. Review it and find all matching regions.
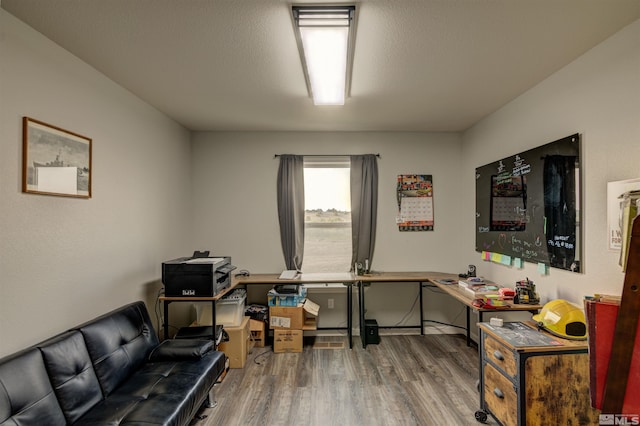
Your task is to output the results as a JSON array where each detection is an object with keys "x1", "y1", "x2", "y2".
[{"x1": 476, "y1": 134, "x2": 581, "y2": 272}]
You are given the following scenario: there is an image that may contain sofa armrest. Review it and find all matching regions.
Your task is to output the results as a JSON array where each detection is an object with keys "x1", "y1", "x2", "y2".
[{"x1": 148, "y1": 339, "x2": 215, "y2": 362}]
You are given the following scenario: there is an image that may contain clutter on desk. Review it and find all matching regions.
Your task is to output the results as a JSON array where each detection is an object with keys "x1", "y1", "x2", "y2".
[
  {"x1": 472, "y1": 296, "x2": 509, "y2": 309},
  {"x1": 514, "y1": 278, "x2": 540, "y2": 304},
  {"x1": 268, "y1": 284, "x2": 307, "y2": 306},
  {"x1": 459, "y1": 277, "x2": 501, "y2": 299},
  {"x1": 499, "y1": 288, "x2": 516, "y2": 299},
  {"x1": 458, "y1": 264, "x2": 477, "y2": 279}
]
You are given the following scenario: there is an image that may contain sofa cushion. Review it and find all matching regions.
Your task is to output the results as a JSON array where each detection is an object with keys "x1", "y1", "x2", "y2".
[
  {"x1": 148, "y1": 339, "x2": 214, "y2": 362},
  {"x1": 74, "y1": 350, "x2": 226, "y2": 426},
  {"x1": 39, "y1": 331, "x2": 103, "y2": 424},
  {"x1": 77, "y1": 301, "x2": 159, "y2": 396},
  {"x1": 0, "y1": 347, "x2": 67, "y2": 426}
]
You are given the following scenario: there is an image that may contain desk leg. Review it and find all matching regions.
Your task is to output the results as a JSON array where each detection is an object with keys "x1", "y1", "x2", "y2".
[
  {"x1": 347, "y1": 283, "x2": 352, "y2": 349},
  {"x1": 211, "y1": 300, "x2": 217, "y2": 342},
  {"x1": 419, "y1": 282, "x2": 424, "y2": 335},
  {"x1": 164, "y1": 300, "x2": 170, "y2": 340},
  {"x1": 359, "y1": 281, "x2": 366, "y2": 348},
  {"x1": 466, "y1": 306, "x2": 471, "y2": 347}
]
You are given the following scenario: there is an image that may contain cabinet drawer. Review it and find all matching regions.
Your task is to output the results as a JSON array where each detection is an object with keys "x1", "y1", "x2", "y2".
[
  {"x1": 484, "y1": 362, "x2": 517, "y2": 426},
  {"x1": 484, "y1": 335, "x2": 517, "y2": 378}
]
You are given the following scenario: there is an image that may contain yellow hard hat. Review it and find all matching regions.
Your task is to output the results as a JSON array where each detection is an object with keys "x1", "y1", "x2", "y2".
[{"x1": 532, "y1": 299, "x2": 587, "y2": 340}]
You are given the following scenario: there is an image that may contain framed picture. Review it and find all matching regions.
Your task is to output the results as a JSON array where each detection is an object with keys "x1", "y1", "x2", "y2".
[{"x1": 22, "y1": 117, "x2": 92, "y2": 198}]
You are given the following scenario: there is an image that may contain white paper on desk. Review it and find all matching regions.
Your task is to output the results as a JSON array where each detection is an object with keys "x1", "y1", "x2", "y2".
[
  {"x1": 279, "y1": 270, "x2": 299, "y2": 279},
  {"x1": 270, "y1": 316, "x2": 291, "y2": 328},
  {"x1": 184, "y1": 257, "x2": 225, "y2": 264}
]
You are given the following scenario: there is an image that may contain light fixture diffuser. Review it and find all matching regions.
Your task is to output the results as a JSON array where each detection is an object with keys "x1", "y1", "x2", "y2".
[{"x1": 292, "y1": 6, "x2": 356, "y2": 106}]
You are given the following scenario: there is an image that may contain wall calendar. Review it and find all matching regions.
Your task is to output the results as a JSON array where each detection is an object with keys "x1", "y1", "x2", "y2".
[{"x1": 396, "y1": 174, "x2": 434, "y2": 231}]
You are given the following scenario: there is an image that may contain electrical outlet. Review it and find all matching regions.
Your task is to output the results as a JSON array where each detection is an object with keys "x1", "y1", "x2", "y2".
[{"x1": 328, "y1": 298, "x2": 334, "y2": 309}]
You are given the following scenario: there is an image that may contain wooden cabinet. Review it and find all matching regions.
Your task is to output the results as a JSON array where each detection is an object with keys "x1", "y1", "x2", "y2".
[{"x1": 477, "y1": 322, "x2": 600, "y2": 426}]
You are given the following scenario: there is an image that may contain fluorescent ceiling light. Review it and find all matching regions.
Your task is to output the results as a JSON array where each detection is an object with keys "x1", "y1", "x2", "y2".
[{"x1": 292, "y1": 6, "x2": 356, "y2": 106}]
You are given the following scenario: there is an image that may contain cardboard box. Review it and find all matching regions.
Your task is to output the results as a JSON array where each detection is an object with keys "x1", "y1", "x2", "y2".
[
  {"x1": 269, "y1": 306, "x2": 304, "y2": 329},
  {"x1": 273, "y1": 329, "x2": 303, "y2": 353},
  {"x1": 303, "y1": 317, "x2": 317, "y2": 330},
  {"x1": 269, "y1": 299, "x2": 319, "y2": 330},
  {"x1": 217, "y1": 316, "x2": 250, "y2": 368},
  {"x1": 249, "y1": 319, "x2": 266, "y2": 348}
]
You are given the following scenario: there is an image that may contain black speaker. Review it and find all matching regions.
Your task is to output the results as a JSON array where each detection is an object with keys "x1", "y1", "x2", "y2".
[{"x1": 364, "y1": 319, "x2": 380, "y2": 344}]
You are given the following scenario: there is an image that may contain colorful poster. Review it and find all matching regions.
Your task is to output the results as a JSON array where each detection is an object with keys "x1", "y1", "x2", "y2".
[{"x1": 396, "y1": 174, "x2": 434, "y2": 231}]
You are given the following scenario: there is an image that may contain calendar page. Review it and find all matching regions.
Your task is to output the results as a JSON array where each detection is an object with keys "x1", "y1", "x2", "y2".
[{"x1": 396, "y1": 174, "x2": 434, "y2": 231}]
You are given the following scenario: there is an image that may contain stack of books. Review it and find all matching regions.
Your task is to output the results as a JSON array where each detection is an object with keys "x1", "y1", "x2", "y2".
[{"x1": 458, "y1": 277, "x2": 500, "y2": 298}]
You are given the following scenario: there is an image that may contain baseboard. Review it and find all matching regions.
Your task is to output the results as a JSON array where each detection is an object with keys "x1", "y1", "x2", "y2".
[
  {"x1": 306, "y1": 326, "x2": 463, "y2": 337},
  {"x1": 422, "y1": 324, "x2": 462, "y2": 335}
]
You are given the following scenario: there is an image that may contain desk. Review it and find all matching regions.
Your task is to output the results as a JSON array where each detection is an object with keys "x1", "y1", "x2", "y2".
[
  {"x1": 357, "y1": 272, "x2": 541, "y2": 348},
  {"x1": 233, "y1": 273, "x2": 357, "y2": 347},
  {"x1": 161, "y1": 272, "x2": 540, "y2": 350},
  {"x1": 426, "y1": 274, "x2": 542, "y2": 347},
  {"x1": 159, "y1": 284, "x2": 238, "y2": 340}
]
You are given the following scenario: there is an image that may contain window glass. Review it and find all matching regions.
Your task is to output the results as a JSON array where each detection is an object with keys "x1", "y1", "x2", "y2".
[{"x1": 303, "y1": 158, "x2": 351, "y2": 272}]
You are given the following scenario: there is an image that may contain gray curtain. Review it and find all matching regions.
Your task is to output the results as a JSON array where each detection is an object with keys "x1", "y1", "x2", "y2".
[
  {"x1": 350, "y1": 154, "x2": 378, "y2": 271},
  {"x1": 277, "y1": 155, "x2": 305, "y2": 270}
]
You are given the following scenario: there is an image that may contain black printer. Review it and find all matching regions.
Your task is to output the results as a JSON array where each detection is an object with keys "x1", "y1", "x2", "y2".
[{"x1": 162, "y1": 254, "x2": 236, "y2": 297}]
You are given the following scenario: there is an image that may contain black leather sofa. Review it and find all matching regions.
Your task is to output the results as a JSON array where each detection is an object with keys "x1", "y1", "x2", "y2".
[{"x1": 0, "y1": 301, "x2": 226, "y2": 425}]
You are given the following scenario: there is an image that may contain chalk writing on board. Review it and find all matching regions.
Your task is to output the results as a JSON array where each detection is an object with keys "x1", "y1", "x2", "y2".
[{"x1": 476, "y1": 134, "x2": 581, "y2": 272}]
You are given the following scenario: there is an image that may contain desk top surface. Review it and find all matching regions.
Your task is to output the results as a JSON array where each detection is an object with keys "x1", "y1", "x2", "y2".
[
  {"x1": 232, "y1": 271, "x2": 457, "y2": 285},
  {"x1": 232, "y1": 271, "x2": 540, "y2": 313},
  {"x1": 161, "y1": 271, "x2": 541, "y2": 314}
]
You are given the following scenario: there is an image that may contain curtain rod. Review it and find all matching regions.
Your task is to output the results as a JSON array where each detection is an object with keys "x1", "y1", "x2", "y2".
[{"x1": 274, "y1": 153, "x2": 380, "y2": 158}]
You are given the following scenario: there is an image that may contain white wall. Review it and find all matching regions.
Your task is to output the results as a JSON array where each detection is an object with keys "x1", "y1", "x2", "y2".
[
  {"x1": 0, "y1": 10, "x2": 193, "y2": 356},
  {"x1": 2, "y1": 8, "x2": 637, "y2": 356},
  {"x1": 460, "y1": 20, "x2": 640, "y2": 308},
  {"x1": 190, "y1": 132, "x2": 467, "y2": 330}
]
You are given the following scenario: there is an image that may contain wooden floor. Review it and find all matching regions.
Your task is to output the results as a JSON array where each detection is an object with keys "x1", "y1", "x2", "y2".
[{"x1": 192, "y1": 334, "x2": 496, "y2": 426}]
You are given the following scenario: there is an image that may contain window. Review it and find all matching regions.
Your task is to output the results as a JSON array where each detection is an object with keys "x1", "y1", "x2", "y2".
[{"x1": 303, "y1": 157, "x2": 351, "y2": 272}]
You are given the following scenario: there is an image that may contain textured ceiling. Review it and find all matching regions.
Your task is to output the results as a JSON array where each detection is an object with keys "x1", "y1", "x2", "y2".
[{"x1": 3, "y1": 0, "x2": 639, "y2": 132}]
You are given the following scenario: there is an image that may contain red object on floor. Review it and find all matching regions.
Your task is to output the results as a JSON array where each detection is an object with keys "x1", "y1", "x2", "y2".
[{"x1": 585, "y1": 299, "x2": 640, "y2": 413}]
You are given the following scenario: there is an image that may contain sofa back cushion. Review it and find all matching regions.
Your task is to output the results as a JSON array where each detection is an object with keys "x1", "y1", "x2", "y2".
[
  {"x1": 0, "y1": 347, "x2": 67, "y2": 426},
  {"x1": 77, "y1": 301, "x2": 159, "y2": 395},
  {"x1": 39, "y1": 331, "x2": 104, "y2": 424}
]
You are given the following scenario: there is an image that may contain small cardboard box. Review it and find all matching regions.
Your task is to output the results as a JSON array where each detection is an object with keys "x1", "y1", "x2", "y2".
[
  {"x1": 249, "y1": 319, "x2": 266, "y2": 348},
  {"x1": 269, "y1": 299, "x2": 319, "y2": 329},
  {"x1": 273, "y1": 329, "x2": 303, "y2": 353}
]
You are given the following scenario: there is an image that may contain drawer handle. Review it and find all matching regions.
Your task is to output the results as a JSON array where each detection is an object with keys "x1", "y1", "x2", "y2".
[
  {"x1": 493, "y1": 388, "x2": 504, "y2": 399},
  {"x1": 493, "y1": 350, "x2": 504, "y2": 361}
]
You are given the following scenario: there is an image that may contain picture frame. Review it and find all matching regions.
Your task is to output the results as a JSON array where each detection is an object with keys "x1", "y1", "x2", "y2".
[{"x1": 22, "y1": 117, "x2": 92, "y2": 198}]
